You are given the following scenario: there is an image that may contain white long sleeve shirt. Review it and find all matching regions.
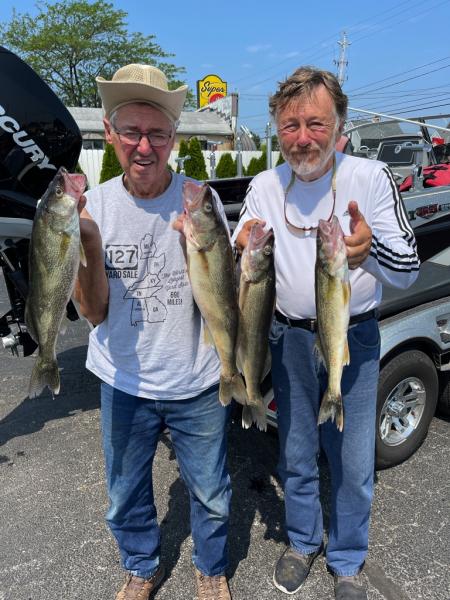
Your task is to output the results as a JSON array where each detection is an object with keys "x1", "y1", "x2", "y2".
[{"x1": 232, "y1": 153, "x2": 420, "y2": 320}]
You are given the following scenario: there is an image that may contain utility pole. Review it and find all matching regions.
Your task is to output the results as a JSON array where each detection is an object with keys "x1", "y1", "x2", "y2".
[
  {"x1": 265, "y1": 122, "x2": 272, "y2": 169},
  {"x1": 335, "y1": 31, "x2": 350, "y2": 86}
]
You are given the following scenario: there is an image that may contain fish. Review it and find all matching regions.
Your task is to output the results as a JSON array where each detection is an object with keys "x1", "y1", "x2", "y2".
[
  {"x1": 315, "y1": 215, "x2": 351, "y2": 431},
  {"x1": 182, "y1": 180, "x2": 248, "y2": 407},
  {"x1": 237, "y1": 223, "x2": 275, "y2": 431},
  {"x1": 25, "y1": 167, "x2": 86, "y2": 398}
]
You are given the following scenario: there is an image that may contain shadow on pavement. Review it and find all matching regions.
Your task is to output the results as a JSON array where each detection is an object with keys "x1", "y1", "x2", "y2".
[
  {"x1": 157, "y1": 405, "x2": 333, "y2": 581},
  {"x1": 0, "y1": 344, "x2": 100, "y2": 448}
]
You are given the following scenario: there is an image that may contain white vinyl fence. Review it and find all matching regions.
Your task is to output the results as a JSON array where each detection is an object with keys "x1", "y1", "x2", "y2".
[{"x1": 79, "y1": 149, "x2": 281, "y2": 188}]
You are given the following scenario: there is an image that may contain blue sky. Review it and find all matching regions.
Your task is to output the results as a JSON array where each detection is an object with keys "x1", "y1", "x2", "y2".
[{"x1": 1, "y1": 0, "x2": 450, "y2": 137}]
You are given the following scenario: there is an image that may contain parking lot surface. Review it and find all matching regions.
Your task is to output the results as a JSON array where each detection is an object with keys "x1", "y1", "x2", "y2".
[{"x1": 0, "y1": 277, "x2": 449, "y2": 600}]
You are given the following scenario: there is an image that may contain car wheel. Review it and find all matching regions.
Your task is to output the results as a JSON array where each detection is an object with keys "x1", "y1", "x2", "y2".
[{"x1": 376, "y1": 349, "x2": 438, "y2": 470}]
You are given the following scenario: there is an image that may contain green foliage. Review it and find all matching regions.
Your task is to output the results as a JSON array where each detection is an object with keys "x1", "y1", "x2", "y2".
[
  {"x1": 99, "y1": 143, "x2": 122, "y2": 183},
  {"x1": 245, "y1": 157, "x2": 261, "y2": 177},
  {"x1": 250, "y1": 131, "x2": 261, "y2": 149},
  {"x1": 0, "y1": 0, "x2": 192, "y2": 108},
  {"x1": 176, "y1": 139, "x2": 190, "y2": 173},
  {"x1": 215, "y1": 153, "x2": 237, "y2": 179},
  {"x1": 276, "y1": 152, "x2": 285, "y2": 166},
  {"x1": 271, "y1": 134, "x2": 280, "y2": 151},
  {"x1": 185, "y1": 138, "x2": 208, "y2": 181},
  {"x1": 245, "y1": 150, "x2": 267, "y2": 177}
]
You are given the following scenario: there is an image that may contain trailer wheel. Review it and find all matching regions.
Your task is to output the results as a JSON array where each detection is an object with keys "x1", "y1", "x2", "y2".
[
  {"x1": 376, "y1": 350, "x2": 438, "y2": 470},
  {"x1": 437, "y1": 372, "x2": 450, "y2": 417}
]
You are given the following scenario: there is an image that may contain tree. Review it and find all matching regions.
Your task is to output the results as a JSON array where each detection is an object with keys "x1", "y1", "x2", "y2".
[
  {"x1": 276, "y1": 152, "x2": 285, "y2": 166},
  {"x1": 185, "y1": 138, "x2": 208, "y2": 180},
  {"x1": 215, "y1": 153, "x2": 237, "y2": 179},
  {"x1": 250, "y1": 131, "x2": 261, "y2": 149},
  {"x1": 0, "y1": 0, "x2": 195, "y2": 109},
  {"x1": 99, "y1": 143, "x2": 122, "y2": 183},
  {"x1": 271, "y1": 134, "x2": 280, "y2": 151}
]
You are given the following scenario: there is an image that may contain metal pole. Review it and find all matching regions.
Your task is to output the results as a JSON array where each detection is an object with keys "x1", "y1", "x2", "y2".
[
  {"x1": 266, "y1": 122, "x2": 272, "y2": 169},
  {"x1": 209, "y1": 151, "x2": 216, "y2": 179},
  {"x1": 346, "y1": 107, "x2": 450, "y2": 135},
  {"x1": 236, "y1": 134, "x2": 243, "y2": 177}
]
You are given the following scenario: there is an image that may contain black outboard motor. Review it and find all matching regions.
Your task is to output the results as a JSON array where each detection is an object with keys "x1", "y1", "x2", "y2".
[{"x1": 0, "y1": 46, "x2": 82, "y2": 355}]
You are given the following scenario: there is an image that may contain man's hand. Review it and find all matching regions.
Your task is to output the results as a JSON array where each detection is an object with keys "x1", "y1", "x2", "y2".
[
  {"x1": 235, "y1": 219, "x2": 266, "y2": 254},
  {"x1": 78, "y1": 201, "x2": 101, "y2": 251},
  {"x1": 171, "y1": 213, "x2": 185, "y2": 233},
  {"x1": 344, "y1": 201, "x2": 372, "y2": 270}
]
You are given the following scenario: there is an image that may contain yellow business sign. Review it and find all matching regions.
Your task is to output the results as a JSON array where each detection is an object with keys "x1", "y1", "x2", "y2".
[{"x1": 197, "y1": 74, "x2": 228, "y2": 108}]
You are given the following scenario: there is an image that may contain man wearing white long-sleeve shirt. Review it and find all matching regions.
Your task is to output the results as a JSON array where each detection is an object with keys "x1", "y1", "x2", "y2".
[{"x1": 234, "y1": 67, "x2": 419, "y2": 600}]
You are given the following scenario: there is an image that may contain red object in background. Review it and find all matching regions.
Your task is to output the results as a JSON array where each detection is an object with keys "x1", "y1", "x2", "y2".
[
  {"x1": 399, "y1": 164, "x2": 450, "y2": 192},
  {"x1": 209, "y1": 93, "x2": 225, "y2": 104},
  {"x1": 268, "y1": 399, "x2": 277, "y2": 411},
  {"x1": 432, "y1": 137, "x2": 445, "y2": 146}
]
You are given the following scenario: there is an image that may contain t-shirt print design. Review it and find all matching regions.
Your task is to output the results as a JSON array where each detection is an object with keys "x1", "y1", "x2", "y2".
[{"x1": 105, "y1": 234, "x2": 168, "y2": 326}]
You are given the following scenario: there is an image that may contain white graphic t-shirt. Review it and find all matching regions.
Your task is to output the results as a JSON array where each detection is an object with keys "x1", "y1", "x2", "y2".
[{"x1": 84, "y1": 173, "x2": 221, "y2": 400}]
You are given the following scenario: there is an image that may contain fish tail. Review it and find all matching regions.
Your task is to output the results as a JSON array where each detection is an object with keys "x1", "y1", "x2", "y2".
[
  {"x1": 28, "y1": 355, "x2": 60, "y2": 398},
  {"x1": 318, "y1": 390, "x2": 344, "y2": 432},
  {"x1": 232, "y1": 372, "x2": 249, "y2": 404},
  {"x1": 241, "y1": 398, "x2": 267, "y2": 432},
  {"x1": 241, "y1": 405, "x2": 253, "y2": 429},
  {"x1": 219, "y1": 372, "x2": 248, "y2": 406}
]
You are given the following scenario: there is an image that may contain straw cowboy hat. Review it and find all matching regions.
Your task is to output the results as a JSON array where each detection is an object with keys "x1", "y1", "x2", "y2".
[{"x1": 96, "y1": 64, "x2": 188, "y2": 122}]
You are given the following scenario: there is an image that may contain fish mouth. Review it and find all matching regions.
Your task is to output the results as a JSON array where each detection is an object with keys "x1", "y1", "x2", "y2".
[
  {"x1": 318, "y1": 215, "x2": 341, "y2": 236},
  {"x1": 182, "y1": 180, "x2": 210, "y2": 211},
  {"x1": 249, "y1": 222, "x2": 274, "y2": 249},
  {"x1": 59, "y1": 167, "x2": 86, "y2": 200}
]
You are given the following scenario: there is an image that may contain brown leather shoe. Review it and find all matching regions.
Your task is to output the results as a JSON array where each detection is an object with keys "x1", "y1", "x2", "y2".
[
  {"x1": 115, "y1": 566, "x2": 165, "y2": 600},
  {"x1": 194, "y1": 567, "x2": 232, "y2": 600}
]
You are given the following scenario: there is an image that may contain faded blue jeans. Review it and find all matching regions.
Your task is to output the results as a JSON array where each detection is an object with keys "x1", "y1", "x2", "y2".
[
  {"x1": 100, "y1": 382, "x2": 231, "y2": 579},
  {"x1": 270, "y1": 316, "x2": 380, "y2": 576}
]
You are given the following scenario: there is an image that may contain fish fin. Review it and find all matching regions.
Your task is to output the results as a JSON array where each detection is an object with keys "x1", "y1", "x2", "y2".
[
  {"x1": 231, "y1": 372, "x2": 249, "y2": 405},
  {"x1": 241, "y1": 400, "x2": 267, "y2": 432},
  {"x1": 252, "y1": 401, "x2": 268, "y2": 432},
  {"x1": 79, "y1": 241, "x2": 87, "y2": 267},
  {"x1": 203, "y1": 323, "x2": 215, "y2": 347},
  {"x1": 318, "y1": 390, "x2": 344, "y2": 432},
  {"x1": 344, "y1": 338, "x2": 350, "y2": 366},
  {"x1": 262, "y1": 349, "x2": 272, "y2": 381},
  {"x1": 241, "y1": 405, "x2": 253, "y2": 429},
  {"x1": 313, "y1": 336, "x2": 325, "y2": 366},
  {"x1": 28, "y1": 356, "x2": 60, "y2": 398},
  {"x1": 219, "y1": 376, "x2": 233, "y2": 406}
]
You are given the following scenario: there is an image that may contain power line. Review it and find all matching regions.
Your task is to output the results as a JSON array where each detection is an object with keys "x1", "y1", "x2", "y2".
[{"x1": 348, "y1": 55, "x2": 450, "y2": 95}]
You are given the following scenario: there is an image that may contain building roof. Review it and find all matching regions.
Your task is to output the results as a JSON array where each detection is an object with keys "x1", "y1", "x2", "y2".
[
  {"x1": 67, "y1": 106, "x2": 233, "y2": 137},
  {"x1": 67, "y1": 107, "x2": 104, "y2": 133}
]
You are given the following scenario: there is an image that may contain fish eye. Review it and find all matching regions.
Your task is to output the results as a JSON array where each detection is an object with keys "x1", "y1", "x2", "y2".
[
  {"x1": 263, "y1": 244, "x2": 273, "y2": 255},
  {"x1": 203, "y1": 202, "x2": 213, "y2": 213},
  {"x1": 55, "y1": 186, "x2": 63, "y2": 196}
]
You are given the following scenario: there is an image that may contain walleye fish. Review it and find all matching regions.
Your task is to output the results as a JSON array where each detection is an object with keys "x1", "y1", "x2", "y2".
[
  {"x1": 315, "y1": 215, "x2": 351, "y2": 431},
  {"x1": 25, "y1": 167, "x2": 86, "y2": 398},
  {"x1": 237, "y1": 223, "x2": 275, "y2": 431},
  {"x1": 182, "y1": 180, "x2": 247, "y2": 406}
]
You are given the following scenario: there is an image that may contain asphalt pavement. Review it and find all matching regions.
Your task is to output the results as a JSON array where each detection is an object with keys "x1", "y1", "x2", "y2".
[{"x1": 0, "y1": 272, "x2": 449, "y2": 600}]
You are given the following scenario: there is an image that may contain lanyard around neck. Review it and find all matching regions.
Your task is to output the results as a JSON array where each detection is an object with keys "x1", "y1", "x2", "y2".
[{"x1": 284, "y1": 155, "x2": 337, "y2": 232}]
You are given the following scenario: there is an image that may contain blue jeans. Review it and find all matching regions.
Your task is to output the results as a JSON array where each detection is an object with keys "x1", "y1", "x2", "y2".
[
  {"x1": 270, "y1": 317, "x2": 380, "y2": 576},
  {"x1": 100, "y1": 382, "x2": 231, "y2": 578}
]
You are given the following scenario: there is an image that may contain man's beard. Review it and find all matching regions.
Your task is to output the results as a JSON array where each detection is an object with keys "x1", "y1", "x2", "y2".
[{"x1": 281, "y1": 136, "x2": 337, "y2": 179}]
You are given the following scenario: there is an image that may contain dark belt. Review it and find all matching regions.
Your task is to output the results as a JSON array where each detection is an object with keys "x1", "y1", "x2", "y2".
[{"x1": 274, "y1": 308, "x2": 379, "y2": 332}]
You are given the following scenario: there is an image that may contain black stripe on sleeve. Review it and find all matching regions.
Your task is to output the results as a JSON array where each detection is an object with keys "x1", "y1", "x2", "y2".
[
  {"x1": 382, "y1": 167, "x2": 416, "y2": 245},
  {"x1": 369, "y1": 250, "x2": 420, "y2": 272}
]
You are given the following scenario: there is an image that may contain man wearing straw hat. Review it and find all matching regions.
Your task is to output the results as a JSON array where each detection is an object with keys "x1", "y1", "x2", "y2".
[{"x1": 75, "y1": 64, "x2": 232, "y2": 600}]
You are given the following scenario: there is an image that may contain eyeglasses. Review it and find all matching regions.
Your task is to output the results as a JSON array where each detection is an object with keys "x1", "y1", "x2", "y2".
[
  {"x1": 113, "y1": 128, "x2": 173, "y2": 147},
  {"x1": 284, "y1": 155, "x2": 337, "y2": 232}
]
